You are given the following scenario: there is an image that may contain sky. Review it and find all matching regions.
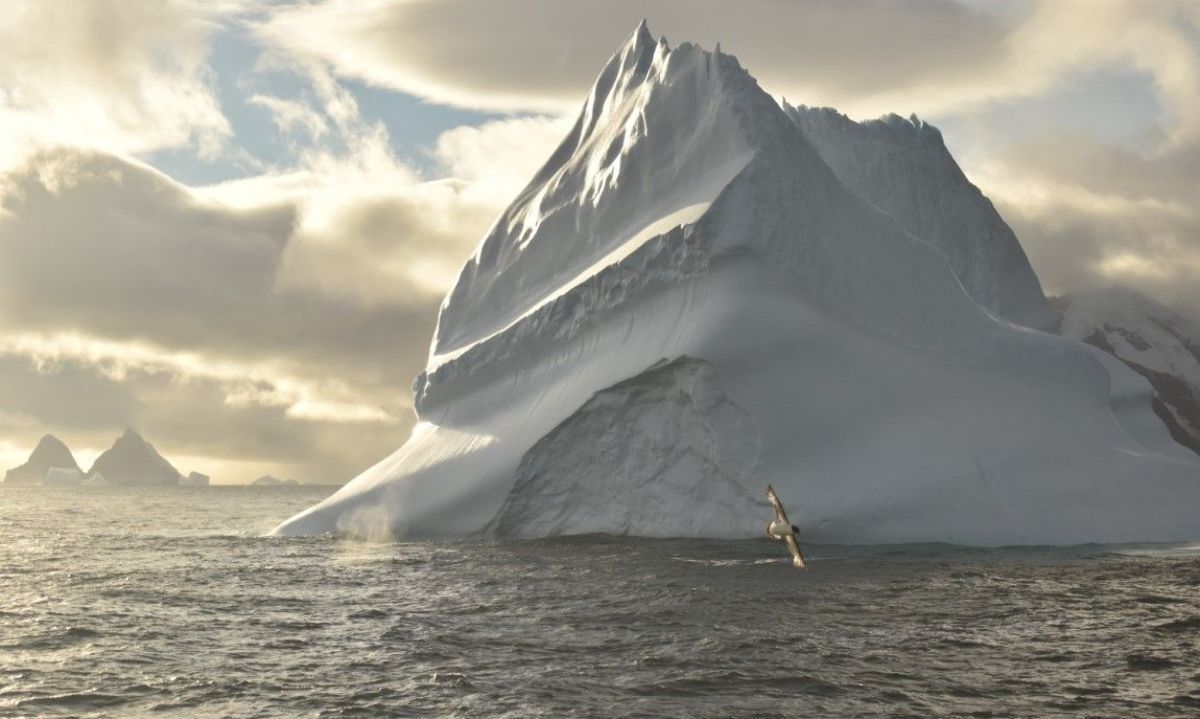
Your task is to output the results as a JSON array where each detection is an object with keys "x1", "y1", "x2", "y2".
[{"x1": 0, "y1": 0, "x2": 1197, "y2": 484}]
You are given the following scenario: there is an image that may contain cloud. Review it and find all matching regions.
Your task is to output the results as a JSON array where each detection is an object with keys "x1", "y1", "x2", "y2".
[
  {"x1": 0, "y1": 332, "x2": 393, "y2": 424},
  {"x1": 0, "y1": 146, "x2": 457, "y2": 481},
  {"x1": 1008, "y1": 1, "x2": 1200, "y2": 147},
  {"x1": 255, "y1": 0, "x2": 1200, "y2": 143},
  {"x1": 196, "y1": 111, "x2": 570, "y2": 306},
  {"x1": 0, "y1": 0, "x2": 231, "y2": 167},
  {"x1": 258, "y1": 0, "x2": 1012, "y2": 115},
  {"x1": 433, "y1": 115, "x2": 575, "y2": 203},
  {"x1": 0, "y1": 10, "x2": 579, "y2": 483},
  {"x1": 247, "y1": 93, "x2": 331, "y2": 143},
  {"x1": 977, "y1": 133, "x2": 1200, "y2": 312},
  {"x1": 0, "y1": 76, "x2": 576, "y2": 481}
]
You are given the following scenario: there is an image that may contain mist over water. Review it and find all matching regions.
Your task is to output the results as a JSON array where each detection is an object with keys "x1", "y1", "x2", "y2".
[{"x1": 2, "y1": 487, "x2": 1199, "y2": 718}]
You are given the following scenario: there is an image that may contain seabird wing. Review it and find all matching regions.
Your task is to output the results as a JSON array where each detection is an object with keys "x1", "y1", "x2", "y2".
[
  {"x1": 784, "y1": 532, "x2": 808, "y2": 570},
  {"x1": 766, "y1": 484, "x2": 790, "y2": 526}
]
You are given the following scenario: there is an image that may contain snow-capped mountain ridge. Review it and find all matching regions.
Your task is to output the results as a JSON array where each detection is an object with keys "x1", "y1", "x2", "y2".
[
  {"x1": 1059, "y1": 287, "x2": 1200, "y2": 456},
  {"x1": 279, "y1": 24, "x2": 1200, "y2": 544}
]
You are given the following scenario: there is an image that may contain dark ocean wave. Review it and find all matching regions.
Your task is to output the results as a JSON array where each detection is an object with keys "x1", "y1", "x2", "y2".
[{"x1": 2, "y1": 485, "x2": 1200, "y2": 718}]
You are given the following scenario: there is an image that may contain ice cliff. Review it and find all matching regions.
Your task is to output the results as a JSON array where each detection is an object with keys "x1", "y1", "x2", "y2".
[{"x1": 276, "y1": 23, "x2": 1200, "y2": 544}]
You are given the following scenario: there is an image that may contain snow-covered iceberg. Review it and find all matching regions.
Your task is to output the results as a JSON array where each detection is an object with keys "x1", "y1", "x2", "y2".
[
  {"x1": 276, "y1": 24, "x2": 1200, "y2": 544},
  {"x1": 43, "y1": 467, "x2": 86, "y2": 487},
  {"x1": 180, "y1": 471, "x2": 211, "y2": 488}
]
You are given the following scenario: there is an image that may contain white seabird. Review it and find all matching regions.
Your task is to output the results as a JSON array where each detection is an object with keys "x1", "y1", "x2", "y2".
[{"x1": 765, "y1": 484, "x2": 807, "y2": 570}]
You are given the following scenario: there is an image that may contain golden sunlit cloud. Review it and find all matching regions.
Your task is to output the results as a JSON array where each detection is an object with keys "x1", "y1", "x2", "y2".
[
  {"x1": 0, "y1": 332, "x2": 393, "y2": 425},
  {"x1": 0, "y1": 0, "x2": 231, "y2": 168},
  {"x1": 256, "y1": 0, "x2": 1200, "y2": 144}
]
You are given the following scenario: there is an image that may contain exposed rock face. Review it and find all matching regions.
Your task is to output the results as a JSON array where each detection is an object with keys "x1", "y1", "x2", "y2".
[
  {"x1": 1058, "y1": 287, "x2": 1200, "y2": 457},
  {"x1": 89, "y1": 430, "x2": 181, "y2": 486},
  {"x1": 5, "y1": 435, "x2": 80, "y2": 485}
]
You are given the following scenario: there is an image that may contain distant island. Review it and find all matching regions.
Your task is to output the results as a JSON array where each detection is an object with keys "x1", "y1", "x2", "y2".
[
  {"x1": 3, "y1": 432, "x2": 325, "y2": 488},
  {"x1": 252, "y1": 474, "x2": 300, "y2": 487},
  {"x1": 5, "y1": 431, "x2": 208, "y2": 487},
  {"x1": 4, "y1": 435, "x2": 80, "y2": 485},
  {"x1": 91, "y1": 429, "x2": 182, "y2": 486}
]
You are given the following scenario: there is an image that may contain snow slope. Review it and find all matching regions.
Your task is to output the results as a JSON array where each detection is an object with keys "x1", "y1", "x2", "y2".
[
  {"x1": 276, "y1": 24, "x2": 1200, "y2": 545},
  {"x1": 1059, "y1": 287, "x2": 1200, "y2": 457},
  {"x1": 783, "y1": 104, "x2": 1056, "y2": 332},
  {"x1": 4, "y1": 435, "x2": 80, "y2": 485}
]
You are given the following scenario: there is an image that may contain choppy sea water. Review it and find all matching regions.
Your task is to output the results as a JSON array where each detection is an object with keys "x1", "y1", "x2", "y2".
[{"x1": 2, "y1": 486, "x2": 1199, "y2": 718}]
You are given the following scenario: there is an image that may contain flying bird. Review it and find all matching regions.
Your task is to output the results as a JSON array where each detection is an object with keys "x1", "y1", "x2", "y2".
[{"x1": 765, "y1": 484, "x2": 807, "y2": 570}]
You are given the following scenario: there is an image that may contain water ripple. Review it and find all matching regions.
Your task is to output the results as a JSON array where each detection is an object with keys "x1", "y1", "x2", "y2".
[{"x1": 2, "y1": 486, "x2": 1199, "y2": 717}]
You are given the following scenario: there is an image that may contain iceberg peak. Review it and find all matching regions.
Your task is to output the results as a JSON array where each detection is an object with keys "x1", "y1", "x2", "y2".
[{"x1": 431, "y1": 25, "x2": 764, "y2": 362}]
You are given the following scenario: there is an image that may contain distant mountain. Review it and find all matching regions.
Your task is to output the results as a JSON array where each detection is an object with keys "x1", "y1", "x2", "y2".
[
  {"x1": 1056, "y1": 287, "x2": 1200, "y2": 457},
  {"x1": 89, "y1": 429, "x2": 181, "y2": 486},
  {"x1": 4, "y1": 435, "x2": 80, "y2": 485}
]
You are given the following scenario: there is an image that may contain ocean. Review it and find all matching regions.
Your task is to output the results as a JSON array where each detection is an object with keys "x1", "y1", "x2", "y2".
[{"x1": 2, "y1": 485, "x2": 1198, "y2": 718}]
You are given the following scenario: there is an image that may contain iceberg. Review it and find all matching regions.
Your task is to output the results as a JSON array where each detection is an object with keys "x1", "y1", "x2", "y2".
[
  {"x1": 180, "y1": 471, "x2": 211, "y2": 487},
  {"x1": 81, "y1": 471, "x2": 109, "y2": 487},
  {"x1": 253, "y1": 474, "x2": 299, "y2": 487},
  {"x1": 276, "y1": 23, "x2": 1200, "y2": 544},
  {"x1": 43, "y1": 467, "x2": 86, "y2": 487}
]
